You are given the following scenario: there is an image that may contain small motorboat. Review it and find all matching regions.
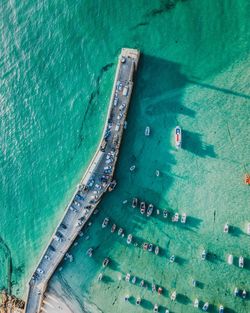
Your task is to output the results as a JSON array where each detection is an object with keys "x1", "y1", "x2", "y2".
[
  {"x1": 152, "y1": 283, "x2": 156, "y2": 292},
  {"x1": 111, "y1": 224, "x2": 117, "y2": 233},
  {"x1": 175, "y1": 126, "x2": 182, "y2": 148},
  {"x1": 143, "y1": 242, "x2": 148, "y2": 250},
  {"x1": 145, "y1": 126, "x2": 150, "y2": 136},
  {"x1": 140, "y1": 202, "x2": 146, "y2": 214},
  {"x1": 242, "y1": 289, "x2": 247, "y2": 299},
  {"x1": 181, "y1": 213, "x2": 187, "y2": 224},
  {"x1": 165, "y1": 310, "x2": 170, "y2": 313},
  {"x1": 148, "y1": 243, "x2": 153, "y2": 252},
  {"x1": 239, "y1": 256, "x2": 244, "y2": 268},
  {"x1": 102, "y1": 257, "x2": 110, "y2": 267},
  {"x1": 140, "y1": 280, "x2": 144, "y2": 287},
  {"x1": 127, "y1": 234, "x2": 133, "y2": 244},
  {"x1": 234, "y1": 287, "x2": 239, "y2": 297},
  {"x1": 97, "y1": 273, "x2": 103, "y2": 281},
  {"x1": 132, "y1": 276, "x2": 137, "y2": 284},
  {"x1": 156, "y1": 209, "x2": 160, "y2": 215},
  {"x1": 219, "y1": 305, "x2": 224, "y2": 313},
  {"x1": 155, "y1": 170, "x2": 160, "y2": 177},
  {"x1": 194, "y1": 298, "x2": 199, "y2": 308},
  {"x1": 155, "y1": 246, "x2": 159, "y2": 255},
  {"x1": 163, "y1": 209, "x2": 169, "y2": 218},
  {"x1": 130, "y1": 165, "x2": 136, "y2": 172},
  {"x1": 172, "y1": 213, "x2": 179, "y2": 222},
  {"x1": 171, "y1": 291, "x2": 176, "y2": 301},
  {"x1": 227, "y1": 254, "x2": 233, "y2": 265},
  {"x1": 244, "y1": 174, "x2": 250, "y2": 185},
  {"x1": 125, "y1": 273, "x2": 130, "y2": 282},
  {"x1": 158, "y1": 287, "x2": 163, "y2": 295},
  {"x1": 118, "y1": 228, "x2": 124, "y2": 236},
  {"x1": 86, "y1": 248, "x2": 93, "y2": 257},
  {"x1": 124, "y1": 295, "x2": 129, "y2": 302},
  {"x1": 153, "y1": 304, "x2": 158, "y2": 312},
  {"x1": 147, "y1": 204, "x2": 154, "y2": 217},
  {"x1": 247, "y1": 222, "x2": 250, "y2": 235},
  {"x1": 192, "y1": 279, "x2": 197, "y2": 287},
  {"x1": 136, "y1": 297, "x2": 141, "y2": 305},
  {"x1": 102, "y1": 217, "x2": 109, "y2": 228},
  {"x1": 170, "y1": 255, "x2": 175, "y2": 263},
  {"x1": 201, "y1": 249, "x2": 207, "y2": 260},
  {"x1": 224, "y1": 223, "x2": 229, "y2": 233},
  {"x1": 202, "y1": 302, "x2": 209, "y2": 311},
  {"x1": 132, "y1": 198, "x2": 138, "y2": 208}
]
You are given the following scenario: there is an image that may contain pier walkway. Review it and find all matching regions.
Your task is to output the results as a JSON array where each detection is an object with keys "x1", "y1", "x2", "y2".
[{"x1": 24, "y1": 48, "x2": 140, "y2": 313}]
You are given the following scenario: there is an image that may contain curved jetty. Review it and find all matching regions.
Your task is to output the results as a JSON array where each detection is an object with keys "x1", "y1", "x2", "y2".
[{"x1": 24, "y1": 48, "x2": 140, "y2": 313}]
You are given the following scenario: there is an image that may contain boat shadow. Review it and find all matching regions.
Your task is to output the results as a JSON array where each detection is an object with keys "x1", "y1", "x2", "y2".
[
  {"x1": 177, "y1": 293, "x2": 191, "y2": 305},
  {"x1": 230, "y1": 225, "x2": 245, "y2": 237},
  {"x1": 141, "y1": 298, "x2": 153, "y2": 310},
  {"x1": 102, "y1": 275, "x2": 115, "y2": 283}
]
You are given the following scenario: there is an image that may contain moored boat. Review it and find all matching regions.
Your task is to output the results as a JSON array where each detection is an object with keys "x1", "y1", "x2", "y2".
[
  {"x1": 239, "y1": 256, "x2": 244, "y2": 268},
  {"x1": 172, "y1": 213, "x2": 179, "y2": 222},
  {"x1": 132, "y1": 276, "x2": 137, "y2": 284},
  {"x1": 136, "y1": 297, "x2": 141, "y2": 305},
  {"x1": 194, "y1": 298, "x2": 199, "y2": 308},
  {"x1": 102, "y1": 257, "x2": 110, "y2": 267},
  {"x1": 102, "y1": 217, "x2": 109, "y2": 228},
  {"x1": 140, "y1": 280, "x2": 144, "y2": 287},
  {"x1": 86, "y1": 248, "x2": 93, "y2": 257},
  {"x1": 175, "y1": 126, "x2": 182, "y2": 148},
  {"x1": 143, "y1": 242, "x2": 148, "y2": 250},
  {"x1": 111, "y1": 224, "x2": 117, "y2": 233},
  {"x1": 127, "y1": 234, "x2": 133, "y2": 244},
  {"x1": 202, "y1": 302, "x2": 209, "y2": 311},
  {"x1": 125, "y1": 273, "x2": 130, "y2": 282},
  {"x1": 201, "y1": 249, "x2": 207, "y2": 260},
  {"x1": 155, "y1": 170, "x2": 160, "y2": 177},
  {"x1": 145, "y1": 126, "x2": 150, "y2": 136},
  {"x1": 132, "y1": 197, "x2": 138, "y2": 208},
  {"x1": 124, "y1": 295, "x2": 129, "y2": 302},
  {"x1": 163, "y1": 209, "x2": 169, "y2": 218},
  {"x1": 155, "y1": 246, "x2": 159, "y2": 255},
  {"x1": 148, "y1": 243, "x2": 153, "y2": 252},
  {"x1": 152, "y1": 283, "x2": 156, "y2": 292},
  {"x1": 242, "y1": 289, "x2": 247, "y2": 299},
  {"x1": 219, "y1": 305, "x2": 224, "y2": 313},
  {"x1": 118, "y1": 228, "x2": 124, "y2": 236},
  {"x1": 158, "y1": 287, "x2": 163, "y2": 295},
  {"x1": 147, "y1": 204, "x2": 154, "y2": 217},
  {"x1": 192, "y1": 279, "x2": 197, "y2": 287},
  {"x1": 97, "y1": 273, "x2": 103, "y2": 281},
  {"x1": 247, "y1": 222, "x2": 250, "y2": 235},
  {"x1": 171, "y1": 291, "x2": 176, "y2": 301},
  {"x1": 140, "y1": 202, "x2": 146, "y2": 214},
  {"x1": 130, "y1": 165, "x2": 136, "y2": 172},
  {"x1": 108, "y1": 180, "x2": 116, "y2": 192},
  {"x1": 181, "y1": 213, "x2": 187, "y2": 224},
  {"x1": 227, "y1": 254, "x2": 233, "y2": 265},
  {"x1": 224, "y1": 223, "x2": 229, "y2": 233},
  {"x1": 153, "y1": 304, "x2": 158, "y2": 312},
  {"x1": 170, "y1": 255, "x2": 175, "y2": 263}
]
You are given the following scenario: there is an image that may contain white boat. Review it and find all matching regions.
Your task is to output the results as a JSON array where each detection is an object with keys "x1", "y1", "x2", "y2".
[
  {"x1": 239, "y1": 256, "x2": 244, "y2": 268},
  {"x1": 155, "y1": 170, "x2": 160, "y2": 177},
  {"x1": 147, "y1": 204, "x2": 154, "y2": 217},
  {"x1": 234, "y1": 287, "x2": 239, "y2": 296},
  {"x1": 171, "y1": 291, "x2": 176, "y2": 301},
  {"x1": 175, "y1": 126, "x2": 182, "y2": 148},
  {"x1": 227, "y1": 254, "x2": 233, "y2": 265},
  {"x1": 102, "y1": 217, "x2": 109, "y2": 228},
  {"x1": 132, "y1": 276, "x2": 136, "y2": 284},
  {"x1": 172, "y1": 213, "x2": 179, "y2": 222},
  {"x1": 153, "y1": 304, "x2": 158, "y2": 312},
  {"x1": 118, "y1": 228, "x2": 124, "y2": 236},
  {"x1": 219, "y1": 305, "x2": 224, "y2": 313},
  {"x1": 130, "y1": 165, "x2": 136, "y2": 172},
  {"x1": 224, "y1": 223, "x2": 229, "y2": 233},
  {"x1": 201, "y1": 249, "x2": 207, "y2": 260},
  {"x1": 170, "y1": 255, "x2": 175, "y2": 263},
  {"x1": 97, "y1": 273, "x2": 103, "y2": 281},
  {"x1": 125, "y1": 273, "x2": 130, "y2": 282},
  {"x1": 136, "y1": 297, "x2": 141, "y2": 305},
  {"x1": 155, "y1": 246, "x2": 159, "y2": 255},
  {"x1": 132, "y1": 198, "x2": 138, "y2": 208},
  {"x1": 181, "y1": 213, "x2": 187, "y2": 224},
  {"x1": 194, "y1": 298, "x2": 199, "y2": 308},
  {"x1": 242, "y1": 289, "x2": 247, "y2": 299},
  {"x1": 202, "y1": 302, "x2": 209, "y2": 311},
  {"x1": 247, "y1": 222, "x2": 250, "y2": 235},
  {"x1": 124, "y1": 295, "x2": 129, "y2": 302},
  {"x1": 145, "y1": 126, "x2": 150, "y2": 136},
  {"x1": 127, "y1": 234, "x2": 133, "y2": 244}
]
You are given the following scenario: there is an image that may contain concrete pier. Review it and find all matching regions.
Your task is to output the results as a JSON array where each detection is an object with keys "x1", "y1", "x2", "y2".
[{"x1": 24, "y1": 48, "x2": 140, "y2": 313}]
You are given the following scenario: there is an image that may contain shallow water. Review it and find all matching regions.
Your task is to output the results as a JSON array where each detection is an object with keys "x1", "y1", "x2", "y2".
[{"x1": 0, "y1": 0, "x2": 250, "y2": 312}]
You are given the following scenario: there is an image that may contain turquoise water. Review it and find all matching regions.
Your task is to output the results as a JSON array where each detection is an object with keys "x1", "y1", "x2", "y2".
[{"x1": 0, "y1": 0, "x2": 250, "y2": 312}]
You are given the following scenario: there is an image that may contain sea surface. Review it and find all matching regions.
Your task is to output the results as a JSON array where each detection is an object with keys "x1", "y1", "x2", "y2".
[{"x1": 0, "y1": 0, "x2": 250, "y2": 312}]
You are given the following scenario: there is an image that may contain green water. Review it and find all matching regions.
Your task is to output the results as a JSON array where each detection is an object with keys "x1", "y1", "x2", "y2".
[{"x1": 0, "y1": 0, "x2": 250, "y2": 312}]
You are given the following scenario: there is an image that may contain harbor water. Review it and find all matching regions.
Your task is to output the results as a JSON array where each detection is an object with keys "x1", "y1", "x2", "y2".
[{"x1": 0, "y1": 1, "x2": 250, "y2": 312}]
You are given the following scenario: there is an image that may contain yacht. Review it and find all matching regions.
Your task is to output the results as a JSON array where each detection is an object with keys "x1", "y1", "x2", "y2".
[
  {"x1": 127, "y1": 234, "x2": 133, "y2": 244},
  {"x1": 175, "y1": 126, "x2": 182, "y2": 148},
  {"x1": 140, "y1": 201, "x2": 146, "y2": 214},
  {"x1": 136, "y1": 297, "x2": 141, "y2": 305},
  {"x1": 170, "y1": 255, "x2": 175, "y2": 263},
  {"x1": 102, "y1": 257, "x2": 110, "y2": 267},
  {"x1": 219, "y1": 305, "x2": 224, "y2": 313},
  {"x1": 102, "y1": 217, "x2": 109, "y2": 228},
  {"x1": 148, "y1": 243, "x2": 153, "y2": 252},
  {"x1": 181, "y1": 213, "x2": 187, "y2": 224},
  {"x1": 153, "y1": 304, "x2": 158, "y2": 312},
  {"x1": 202, "y1": 302, "x2": 209, "y2": 311},
  {"x1": 194, "y1": 298, "x2": 199, "y2": 308},
  {"x1": 227, "y1": 254, "x2": 233, "y2": 265},
  {"x1": 234, "y1": 287, "x2": 239, "y2": 297},
  {"x1": 145, "y1": 126, "x2": 150, "y2": 136},
  {"x1": 163, "y1": 209, "x2": 169, "y2": 218},
  {"x1": 171, "y1": 291, "x2": 176, "y2": 301},
  {"x1": 239, "y1": 256, "x2": 244, "y2": 268},
  {"x1": 242, "y1": 289, "x2": 247, "y2": 299},
  {"x1": 132, "y1": 197, "x2": 138, "y2": 208},
  {"x1": 125, "y1": 273, "x2": 130, "y2": 282},
  {"x1": 201, "y1": 249, "x2": 207, "y2": 260},
  {"x1": 224, "y1": 223, "x2": 229, "y2": 233},
  {"x1": 118, "y1": 228, "x2": 124, "y2": 236},
  {"x1": 111, "y1": 224, "x2": 117, "y2": 233},
  {"x1": 147, "y1": 204, "x2": 154, "y2": 217},
  {"x1": 155, "y1": 246, "x2": 159, "y2": 255}
]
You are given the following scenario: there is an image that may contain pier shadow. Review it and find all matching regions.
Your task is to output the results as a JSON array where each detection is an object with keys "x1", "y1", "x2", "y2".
[{"x1": 182, "y1": 130, "x2": 216, "y2": 158}]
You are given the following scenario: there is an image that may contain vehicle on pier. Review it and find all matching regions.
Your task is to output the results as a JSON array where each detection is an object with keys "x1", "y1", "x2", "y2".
[
  {"x1": 152, "y1": 283, "x2": 156, "y2": 292},
  {"x1": 140, "y1": 202, "x2": 146, "y2": 214},
  {"x1": 143, "y1": 243, "x2": 148, "y2": 250},
  {"x1": 132, "y1": 276, "x2": 137, "y2": 284},
  {"x1": 175, "y1": 126, "x2": 182, "y2": 148},
  {"x1": 234, "y1": 287, "x2": 239, "y2": 296},
  {"x1": 148, "y1": 243, "x2": 153, "y2": 252},
  {"x1": 158, "y1": 287, "x2": 163, "y2": 295},
  {"x1": 147, "y1": 204, "x2": 154, "y2": 217},
  {"x1": 140, "y1": 280, "x2": 144, "y2": 287},
  {"x1": 242, "y1": 289, "x2": 247, "y2": 299}
]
